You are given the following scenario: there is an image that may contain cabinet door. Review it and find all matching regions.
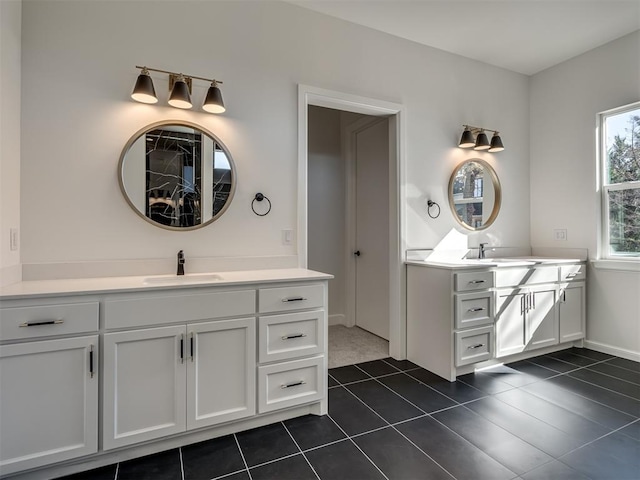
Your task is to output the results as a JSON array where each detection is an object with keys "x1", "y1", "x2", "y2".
[
  {"x1": 0, "y1": 336, "x2": 98, "y2": 475},
  {"x1": 187, "y1": 318, "x2": 256, "y2": 430},
  {"x1": 526, "y1": 287, "x2": 559, "y2": 350},
  {"x1": 496, "y1": 290, "x2": 526, "y2": 357},
  {"x1": 559, "y1": 282, "x2": 585, "y2": 342},
  {"x1": 103, "y1": 326, "x2": 186, "y2": 450}
]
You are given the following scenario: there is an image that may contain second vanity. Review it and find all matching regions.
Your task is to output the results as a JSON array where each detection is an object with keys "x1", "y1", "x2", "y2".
[
  {"x1": 0, "y1": 269, "x2": 331, "y2": 479},
  {"x1": 406, "y1": 256, "x2": 586, "y2": 381}
]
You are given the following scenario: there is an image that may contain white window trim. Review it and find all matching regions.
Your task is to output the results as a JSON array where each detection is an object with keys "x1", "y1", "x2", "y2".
[{"x1": 598, "y1": 101, "x2": 640, "y2": 265}]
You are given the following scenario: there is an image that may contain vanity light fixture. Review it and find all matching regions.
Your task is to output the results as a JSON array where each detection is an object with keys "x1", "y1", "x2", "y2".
[
  {"x1": 131, "y1": 66, "x2": 225, "y2": 114},
  {"x1": 458, "y1": 125, "x2": 505, "y2": 153}
]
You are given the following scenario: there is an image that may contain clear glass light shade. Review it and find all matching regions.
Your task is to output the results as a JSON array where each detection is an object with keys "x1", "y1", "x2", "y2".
[
  {"x1": 131, "y1": 71, "x2": 158, "y2": 104},
  {"x1": 202, "y1": 84, "x2": 226, "y2": 113},
  {"x1": 458, "y1": 128, "x2": 475, "y2": 148},
  {"x1": 473, "y1": 131, "x2": 490, "y2": 150},
  {"x1": 488, "y1": 133, "x2": 505, "y2": 152},
  {"x1": 168, "y1": 78, "x2": 192, "y2": 109}
]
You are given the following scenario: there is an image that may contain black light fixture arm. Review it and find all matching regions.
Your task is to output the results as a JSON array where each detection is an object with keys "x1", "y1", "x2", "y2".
[
  {"x1": 462, "y1": 124, "x2": 499, "y2": 135},
  {"x1": 135, "y1": 66, "x2": 223, "y2": 86}
]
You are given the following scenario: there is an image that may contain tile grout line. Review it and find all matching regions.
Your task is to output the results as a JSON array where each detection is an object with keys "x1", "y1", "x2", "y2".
[
  {"x1": 233, "y1": 433, "x2": 253, "y2": 480},
  {"x1": 281, "y1": 421, "x2": 321, "y2": 480},
  {"x1": 602, "y1": 357, "x2": 640, "y2": 374},
  {"x1": 212, "y1": 468, "x2": 253, "y2": 480},
  {"x1": 404, "y1": 370, "x2": 486, "y2": 405},
  {"x1": 113, "y1": 463, "x2": 119, "y2": 480},
  {"x1": 580, "y1": 364, "x2": 640, "y2": 388},
  {"x1": 179, "y1": 447, "x2": 185, "y2": 480}
]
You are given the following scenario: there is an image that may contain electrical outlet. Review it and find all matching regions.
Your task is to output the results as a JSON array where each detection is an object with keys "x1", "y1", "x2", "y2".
[
  {"x1": 10, "y1": 228, "x2": 19, "y2": 251},
  {"x1": 282, "y1": 229, "x2": 293, "y2": 246},
  {"x1": 554, "y1": 229, "x2": 567, "y2": 241}
]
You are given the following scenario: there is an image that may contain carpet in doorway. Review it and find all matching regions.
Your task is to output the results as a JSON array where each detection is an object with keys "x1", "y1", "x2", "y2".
[{"x1": 328, "y1": 325, "x2": 389, "y2": 368}]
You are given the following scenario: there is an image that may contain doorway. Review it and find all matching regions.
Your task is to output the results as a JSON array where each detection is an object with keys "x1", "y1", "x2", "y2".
[{"x1": 299, "y1": 85, "x2": 405, "y2": 368}]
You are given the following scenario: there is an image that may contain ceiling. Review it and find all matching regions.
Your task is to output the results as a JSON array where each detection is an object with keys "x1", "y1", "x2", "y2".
[{"x1": 287, "y1": 0, "x2": 640, "y2": 75}]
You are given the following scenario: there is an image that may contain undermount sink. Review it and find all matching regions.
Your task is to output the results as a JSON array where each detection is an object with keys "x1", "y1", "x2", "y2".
[{"x1": 142, "y1": 273, "x2": 224, "y2": 285}]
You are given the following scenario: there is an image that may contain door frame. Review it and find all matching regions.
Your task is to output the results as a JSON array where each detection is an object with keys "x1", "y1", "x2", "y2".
[{"x1": 298, "y1": 84, "x2": 406, "y2": 358}]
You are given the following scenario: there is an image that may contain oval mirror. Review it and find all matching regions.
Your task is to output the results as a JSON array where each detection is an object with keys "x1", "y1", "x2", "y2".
[
  {"x1": 448, "y1": 158, "x2": 501, "y2": 230},
  {"x1": 118, "y1": 121, "x2": 236, "y2": 230}
]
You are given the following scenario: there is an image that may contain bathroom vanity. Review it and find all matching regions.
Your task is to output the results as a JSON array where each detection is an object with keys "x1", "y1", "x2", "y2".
[
  {"x1": 406, "y1": 257, "x2": 586, "y2": 381},
  {"x1": 0, "y1": 269, "x2": 330, "y2": 479}
]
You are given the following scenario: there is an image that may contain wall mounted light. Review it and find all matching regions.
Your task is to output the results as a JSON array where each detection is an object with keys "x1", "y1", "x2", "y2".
[
  {"x1": 458, "y1": 125, "x2": 504, "y2": 153},
  {"x1": 131, "y1": 66, "x2": 225, "y2": 114}
]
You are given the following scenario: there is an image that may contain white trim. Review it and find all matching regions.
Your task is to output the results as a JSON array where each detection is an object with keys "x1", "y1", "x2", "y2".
[
  {"x1": 591, "y1": 259, "x2": 640, "y2": 272},
  {"x1": 584, "y1": 340, "x2": 640, "y2": 362},
  {"x1": 298, "y1": 84, "x2": 407, "y2": 359},
  {"x1": 328, "y1": 314, "x2": 346, "y2": 326}
]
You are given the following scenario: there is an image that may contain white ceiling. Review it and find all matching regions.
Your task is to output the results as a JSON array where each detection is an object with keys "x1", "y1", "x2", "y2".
[{"x1": 287, "y1": 0, "x2": 640, "y2": 75}]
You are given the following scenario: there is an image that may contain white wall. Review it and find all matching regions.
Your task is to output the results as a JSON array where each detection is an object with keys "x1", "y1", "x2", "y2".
[
  {"x1": 0, "y1": 0, "x2": 21, "y2": 286},
  {"x1": 530, "y1": 31, "x2": 640, "y2": 358},
  {"x1": 19, "y1": 1, "x2": 531, "y2": 279},
  {"x1": 308, "y1": 106, "x2": 345, "y2": 322}
]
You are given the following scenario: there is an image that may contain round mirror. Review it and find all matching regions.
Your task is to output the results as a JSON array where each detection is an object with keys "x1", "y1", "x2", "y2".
[
  {"x1": 448, "y1": 158, "x2": 501, "y2": 230},
  {"x1": 118, "y1": 121, "x2": 236, "y2": 230}
]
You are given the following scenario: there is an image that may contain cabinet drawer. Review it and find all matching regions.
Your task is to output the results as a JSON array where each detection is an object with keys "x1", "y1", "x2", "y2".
[
  {"x1": 257, "y1": 356, "x2": 324, "y2": 413},
  {"x1": 561, "y1": 264, "x2": 586, "y2": 282},
  {"x1": 0, "y1": 302, "x2": 99, "y2": 341},
  {"x1": 259, "y1": 311, "x2": 325, "y2": 363},
  {"x1": 104, "y1": 290, "x2": 255, "y2": 329},
  {"x1": 455, "y1": 326, "x2": 493, "y2": 366},
  {"x1": 455, "y1": 292, "x2": 494, "y2": 329},
  {"x1": 454, "y1": 271, "x2": 494, "y2": 292},
  {"x1": 258, "y1": 284, "x2": 324, "y2": 314},
  {"x1": 495, "y1": 266, "x2": 558, "y2": 288}
]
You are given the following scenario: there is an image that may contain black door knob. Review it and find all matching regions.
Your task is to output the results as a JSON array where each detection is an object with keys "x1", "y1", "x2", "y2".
[{"x1": 354, "y1": 250, "x2": 361, "y2": 256}]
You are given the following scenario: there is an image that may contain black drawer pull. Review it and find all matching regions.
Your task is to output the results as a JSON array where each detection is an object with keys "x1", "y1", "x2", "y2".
[
  {"x1": 281, "y1": 380, "x2": 306, "y2": 389},
  {"x1": 19, "y1": 319, "x2": 64, "y2": 327},
  {"x1": 282, "y1": 297, "x2": 307, "y2": 303},
  {"x1": 467, "y1": 307, "x2": 485, "y2": 312},
  {"x1": 566, "y1": 273, "x2": 578, "y2": 278},
  {"x1": 468, "y1": 280, "x2": 486, "y2": 284},
  {"x1": 467, "y1": 343, "x2": 486, "y2": 349},
  {"x1": 282, "y1": 333, "x2": 307, "y2": 340}
]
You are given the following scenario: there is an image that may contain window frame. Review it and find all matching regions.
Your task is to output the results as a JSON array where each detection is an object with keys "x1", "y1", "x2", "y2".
[{"x1": 598, "y1": 101, "x2": 640, "y2": 262}]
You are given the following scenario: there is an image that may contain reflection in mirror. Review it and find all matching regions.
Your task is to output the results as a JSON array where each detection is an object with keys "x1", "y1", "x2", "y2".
[
  {"x1": 119, "y1": 121, "x2": 235, "y2": 230},
  {"x1": 448, "y1": 158, "x2": 501, "y2": 230}
]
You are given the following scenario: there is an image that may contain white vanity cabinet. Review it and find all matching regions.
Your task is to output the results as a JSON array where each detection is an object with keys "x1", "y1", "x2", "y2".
[
  {"x1": 407, "y1": 259, "x2": 586, "y2": 382},
  {"x1": 0, "y1": 302, "x2": 99, "y2": 476}
]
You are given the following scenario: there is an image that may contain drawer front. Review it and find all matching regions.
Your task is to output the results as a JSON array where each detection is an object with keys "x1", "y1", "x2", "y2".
[
  {"x1": 259, "y1": 311, "x2": 325, "y2": 363},
  {"x1": 454, "y1": 271, "x2": 494, "y2": 292},
  {"x1": 258, "y1": 356, "x2": 324, "y2": 413},
  {"x1": 455, "y1": 326, "x2": 493, "y2": 366},
  {"x1": 495, "y1": 266, "x2": 558, "y2": 288},
  {"x1": 455, "y1": 292, "x2": 494, "y2": 329},
  {"x1": 0, "y1": 302, "x2": 99, "y2": 341},
  {"x1": 104, "y1": 290, "x2": 255, "y2": 329},
  {"x1": 561, "y1": 264, "x2": 586, "y2": 282},
  {"x1": 259, "y1": 284, "x2": 324, "y2": 314}
]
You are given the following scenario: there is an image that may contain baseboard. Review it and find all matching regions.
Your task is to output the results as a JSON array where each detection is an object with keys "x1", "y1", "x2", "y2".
[
  {"x1": 328, "y1": 314, "x2": 346, "y2": 326},
  {"x1": 584, "y1": 340, "x2": 640, "y2": 362}
]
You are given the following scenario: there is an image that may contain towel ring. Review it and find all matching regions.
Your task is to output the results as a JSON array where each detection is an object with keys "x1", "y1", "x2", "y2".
[
  {"x1": 427, "y1": 200, "x2": 440, "y2": 219},
  {"x1": 251, "y1": 193, "x2": 271, "y2": 216}
]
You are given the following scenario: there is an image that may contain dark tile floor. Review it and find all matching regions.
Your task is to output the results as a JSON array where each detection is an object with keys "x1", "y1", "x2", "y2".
[{"x1": 58, "y1": 347, "x2": 639, "y2": 480}]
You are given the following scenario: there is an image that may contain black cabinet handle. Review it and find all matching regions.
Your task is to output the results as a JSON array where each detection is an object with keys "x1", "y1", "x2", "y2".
[
  {"x1": 180, "y1": 335, "x2": 184, "y2": 364},
  {"x1": 468, "y1": 307, "x2": 485, "y2": 312},
  {"x1": 467, "y1": 343, "x2": 486, "y2": 350},
  {"x1": 19, "y1": 319, "x2": 64, "y2": 327},
  {"x1": 354, "y1": 251, "x2": 361, "y2": 257},
  {"x1": 89, "y1": 345, "x2": 94, "y2": 378},
  {"x1": 282, "y1": 297, "x2": 307, "y2": 303},
  {"x1": 281, "y1": 380, "x2": 306, "y2": 389},
  {"x1": 282, "y1": 333, "x2": 307, "y2": 340},
  {"x1": 190, "y1": 333, "x2": 194, "y2": 362}
]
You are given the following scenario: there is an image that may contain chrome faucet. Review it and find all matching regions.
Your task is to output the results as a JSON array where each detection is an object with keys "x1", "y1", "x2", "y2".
[
  {"x1": 177, "y1": 250, "x2": 185, "y2": 275},
  {"x1": 478, "y1": 243, "x2": 489, "y2": 259}
]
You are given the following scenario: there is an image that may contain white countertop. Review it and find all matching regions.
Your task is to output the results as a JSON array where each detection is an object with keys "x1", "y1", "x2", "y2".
[
  {"x1": 405, "y1": 257, "x2": 585, "y2": 270},
  {"x1": 0, "y1": 268, "x2": 333, "y2": 300}
]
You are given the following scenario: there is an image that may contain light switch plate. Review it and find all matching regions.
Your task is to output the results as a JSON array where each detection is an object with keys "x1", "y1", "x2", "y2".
[
  {"x1": 554, "y1": 229, "x2": 567, "y2": 241},
  {"x1": 10, "y1": 228, "x2": 19, "y2": 251},
  {"x1": 282, "y1": 229, "x2": 293, "y2": 246}
]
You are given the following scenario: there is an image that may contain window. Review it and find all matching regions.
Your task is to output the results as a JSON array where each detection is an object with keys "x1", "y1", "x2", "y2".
[{"x1": 600, "y1": 101, "x2": 640, "y2": 259}]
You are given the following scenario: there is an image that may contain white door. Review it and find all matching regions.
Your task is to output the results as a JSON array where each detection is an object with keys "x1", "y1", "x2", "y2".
[
  {"x1": 526, "y1": 287, "x2": 559, "y2": 350},
  {"x1": 103, "y1": 325, "x2": 186, "y2": 450},
  {"x1": 0, "y1": 336, "x2": 98, "y2": 475},
  {"x1": 559, "y1": 282, "x2": 586, "y2": 342},
  {"x1": 187, "y1": 318, "x2": 256, "y2": 430},
  {"x1": 354, "y1": 118, "x2": 390, "y2": 339},
  {"x1": 496, "y1": 289, "x2": 527, "y2": 357}
]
